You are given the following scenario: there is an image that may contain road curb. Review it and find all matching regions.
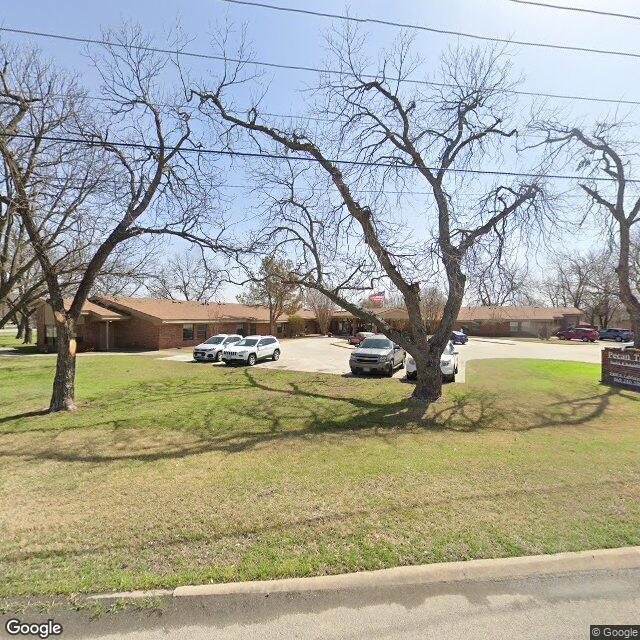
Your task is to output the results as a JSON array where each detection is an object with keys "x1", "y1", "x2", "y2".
[
  {"x1": 89, "y1": 546, "x2": 640, "y2": 600},
  {"x1": 172, "y1": 547, "x2": 640, "y2": 597},
  {"x1": 88, "y1": 547, "x2": 640, "y2": 601}
]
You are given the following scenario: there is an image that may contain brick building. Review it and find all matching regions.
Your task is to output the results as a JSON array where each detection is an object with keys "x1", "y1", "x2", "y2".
[
  {"x1": 36, "y1": 296, "x2": 318, "y2": 352},
  {"x1": 329, "y1": 305, "x2": 583, "y2": 338}
]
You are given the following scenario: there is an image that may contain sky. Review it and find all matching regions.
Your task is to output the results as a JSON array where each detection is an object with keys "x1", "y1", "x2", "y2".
[{"x1": 2, "y1": 0, "x2": 639, "y2": 300}]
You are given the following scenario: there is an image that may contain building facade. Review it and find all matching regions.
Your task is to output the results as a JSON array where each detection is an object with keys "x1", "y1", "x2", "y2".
[
  {"x1": 329, "y1": 305, "x2": 583, "y2": 338},
  {"x1": 36, "y1": 297, "x2": 318, "y2": 352}
]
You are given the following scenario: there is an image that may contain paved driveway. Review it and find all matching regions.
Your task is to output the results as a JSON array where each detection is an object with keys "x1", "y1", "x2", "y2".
[{"x1": 161, "y1": 335, "x2": 612, "y2": 383}]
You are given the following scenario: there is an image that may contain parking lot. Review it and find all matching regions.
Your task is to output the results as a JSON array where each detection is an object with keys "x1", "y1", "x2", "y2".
[{"x1": 161, "y1": 335, "x2": 610, "y2": 382}]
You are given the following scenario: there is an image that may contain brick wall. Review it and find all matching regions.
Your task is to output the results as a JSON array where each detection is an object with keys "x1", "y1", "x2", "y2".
[
  {"x1": 111, "y1": 316, "x2": 160, "y2": 350},
  {"x1": 36, "y1": 304, "x2": 101, "y2": 352}
]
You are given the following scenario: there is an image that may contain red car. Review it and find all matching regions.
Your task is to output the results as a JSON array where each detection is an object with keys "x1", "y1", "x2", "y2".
[
  {"x1": 348, "y1": 331, "x2": 375, "y2": 346},
  {"x1": 556, "y1": 327, "x2": 599, "y2": 342}
]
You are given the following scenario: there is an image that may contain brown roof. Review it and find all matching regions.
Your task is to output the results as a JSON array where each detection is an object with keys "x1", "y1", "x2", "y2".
[
  {"x1": 92, "y1": 296, "x2": 315, "y2": 323},
  {"x1": 329, "y1": 305, "x2": 582, "y2": 323},
  {"x1": 45, "y1": 298, "x2": 125, "y2": 320},
  {"x1": 457, "y1": 306, "x2": 582, "y2": 322}
]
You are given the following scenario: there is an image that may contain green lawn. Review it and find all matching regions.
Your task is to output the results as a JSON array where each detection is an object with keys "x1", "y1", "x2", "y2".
[
  {"x1": 0, "y1": 353, "x2": 639, "y2": 598},
  {"x1": 0, "y1": 330, "x2": 38, "y2": 354}
]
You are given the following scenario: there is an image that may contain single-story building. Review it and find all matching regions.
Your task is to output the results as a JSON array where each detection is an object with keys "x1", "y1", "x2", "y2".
[
  {"x1": 454, "y1": 306, "x2": 583, "y2": 338},
  {"x1": 36, "y1": 296, "x2": 318, "y2": 352},
  {"x1": 329, "y1": 305, "x2": 583, "y2": 338}
]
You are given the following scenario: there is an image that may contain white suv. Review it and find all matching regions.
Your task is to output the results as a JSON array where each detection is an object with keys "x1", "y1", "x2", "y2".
[
  {"x1": 222, "y1": 335, "x2": 281, "y2": 366},
  {"x1": 406, "y1": 340, "x2": 459, "y2": 383},
  {"x1": 193, "y1": 334, "x2": 242, "y2": 362}
]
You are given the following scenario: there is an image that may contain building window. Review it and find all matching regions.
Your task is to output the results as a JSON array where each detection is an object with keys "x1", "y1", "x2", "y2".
[
  {"x1": 509, "y1": 321, "x2": 520, "y2": 333},
  {"x1": 196, "y1": 324, "x2": 207, "y2": 340},
  {"x1": 236, "y1": 323, "x2": 244, "y2": 335},
  {"x1": 276, "y1": 323, "x2": 284, "y2": 334},
  {"x1": 183, "y1": 323, "x2": 194, "y2": 341},
  {"x1": 45, "y1": 325, "x2": 57, "y2": 347}
]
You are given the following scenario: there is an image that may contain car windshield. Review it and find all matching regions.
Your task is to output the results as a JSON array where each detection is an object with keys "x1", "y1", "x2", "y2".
[
  {"x1": 204, "y1": 336, "x2": 224, "y2": 344},
  {"x1": 235, "y1": 338, "x2": 258, "y2": 347},
  {"x1": 359, "y1": 338, "x2": 392, "y2": 349}
]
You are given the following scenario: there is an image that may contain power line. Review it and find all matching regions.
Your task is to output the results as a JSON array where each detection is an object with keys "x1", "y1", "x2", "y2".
[
  {"x1": 222, "y1": 0, "x2": 640, "y2": 60},
  {"x1": 3, "y1": 25, "x2": 640, "y2": 107},
  {"x1": 8, "y1": 131, "x2": 640, "y2": 183},
  {"x1": 505, "y1": 0, "x2": 640, "y2": 22}
]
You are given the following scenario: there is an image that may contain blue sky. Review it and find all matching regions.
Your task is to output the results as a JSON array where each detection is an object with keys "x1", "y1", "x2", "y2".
[{"x1": 2, "y1": 0, "x2": 639, "y2": 297}]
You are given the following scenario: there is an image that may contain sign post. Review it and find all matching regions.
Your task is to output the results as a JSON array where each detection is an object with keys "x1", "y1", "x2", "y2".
[{"x1": 601, "y1": 347, "x2": 640, "y2": 392}]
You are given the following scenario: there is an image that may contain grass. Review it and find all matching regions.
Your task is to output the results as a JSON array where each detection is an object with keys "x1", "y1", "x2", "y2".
[
  {"x1": 0, "y1": 353, "x2": 639, "y2": 598},
  {"x1": 0, "y1": 330, "x2": 38, "y2": 354}
]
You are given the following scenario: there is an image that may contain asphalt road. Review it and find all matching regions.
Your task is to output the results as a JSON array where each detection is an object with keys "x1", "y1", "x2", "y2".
[
  {"x1": 161, "y1": 335, "x2": 610, "y2": 382},
  {"x1": 44, "y1": 569, "x2": 639, "y2": 640}
]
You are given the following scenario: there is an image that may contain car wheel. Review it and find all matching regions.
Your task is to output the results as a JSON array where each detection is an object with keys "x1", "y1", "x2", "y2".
[
  {"x1": 247, "y1": 353, "x2": 257, "y2": 366},
  {"x1": 406, "y1": 372, "x2": 416, "y2": 381},
  {"x1": 385, "y1": 363, "x2": 394, "y2": 377},
  {"x1": 351, "y1": 368, "x2": 359, "y2": 376},
  {"x1": 616, "y1": 336, "x2": 623, "y2": 342},
  {"x1": 214, "y1": 351, "x2": 222, "y2": 362},
  {"x1": 443, "y1": 373, "x2": 455, "y2": 383},
  {"x1": 582, "y1": 338, "x2": 589, "y2": 342},
  {"x1": 272, "y1": 349, "x2": 280, "y2": 361}
]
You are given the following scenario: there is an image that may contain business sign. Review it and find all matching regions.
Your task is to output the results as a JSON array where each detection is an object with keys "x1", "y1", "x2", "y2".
[{"x1": 601, "y1": 347, "x2": 640, "y2": 392}]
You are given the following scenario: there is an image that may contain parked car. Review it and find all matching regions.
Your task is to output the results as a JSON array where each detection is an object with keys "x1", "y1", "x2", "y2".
[
  {"x1": 193, "y1": 334, "x2": 242, "y2": 362},
  {"x1": 598, "y1": 327, "x2": 634, "y2": 343},
  {"x1": 406, "y1": 340, "x2": 459, "y2": 383},
  {"x1": 348, "y1": 331, "x2": 375, "y2": 346},
  {"x1": 222, "y1": 335, "x2": 280, "y2": 366},
  {"x1": 450, "y1": 330, "x2": 468, "y2": 345},
  {"x1": 349, "y1": 335, "x2": 405, "y2": 377},
  {"x1": 556, "y1": 327, "x2": 599, "y2": 342}
]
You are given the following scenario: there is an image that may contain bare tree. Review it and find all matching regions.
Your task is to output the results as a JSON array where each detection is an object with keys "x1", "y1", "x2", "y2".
[
  {"x1": 305, "y1": 288, "x2": 334, "y2": 334},
  {"x1": 465, "y1": 247, "x2": 531, "y2": 306},
  {"x1": 236, "y1": 256, "x2": 302, "y2": 334},
  {"x1": 540, "y1": 249, "x2": 621, "y2": 327},
  {"x1": 148, "y1": 250, "x2": 222, "y2": 302},
  {"x1": 195, "y1": 31, "x2": 546, "y2": 402},
  {"x1": 420, "y1": 286, "x2": 447, "y2": 330},
  {"x1": 535, "y1": 122, "x2": 640, "y2": 346},
  {"x1": 0, "y1": 30, "x2": 225, "y2": 411}
]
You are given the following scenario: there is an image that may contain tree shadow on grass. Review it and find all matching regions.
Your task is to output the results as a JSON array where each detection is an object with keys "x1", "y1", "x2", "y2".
[
  {"x1": 0, "y1": 409, "x2": 49, "y2": 425},
  {"x1": 0, "y1": 369, "x2": 634, "y2": 465}
]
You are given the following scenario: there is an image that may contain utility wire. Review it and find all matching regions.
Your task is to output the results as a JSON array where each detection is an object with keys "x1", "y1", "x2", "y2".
[
  {"x1": 2, "y1": 25, "x2": 640, "y2": 107},
  {"x1": 8, "y1": 131, "x2": 640, "y2": 183},
  {"x1": 221, "y1": 0, "x2": 640, "y2": 60},
  {"x1": 505, "y1": 0, "x2": 640, "y2": 23}
]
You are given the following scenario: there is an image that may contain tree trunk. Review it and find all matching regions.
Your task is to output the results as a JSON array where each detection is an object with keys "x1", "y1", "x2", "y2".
[
  {"x1": 22, "y1": 314, "x2": 33, "y2": 344},
  {"x1": 49, "y1": 316, "x2": 77, "y2": 412},
  {"x1": 616, "y1": 225, "x2": 640, "y2": 349},
  {"x1": 15, "y1": 316, "x2": 23, "y2": 340},
  {"x1": 412, "y1": 351, "x2": 443, "y2": 402}
]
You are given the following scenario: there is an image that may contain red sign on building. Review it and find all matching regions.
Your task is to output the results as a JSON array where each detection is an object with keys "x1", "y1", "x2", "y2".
[{"x1": 601, "y1": 347, "x2": 640, "y2": 392}]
